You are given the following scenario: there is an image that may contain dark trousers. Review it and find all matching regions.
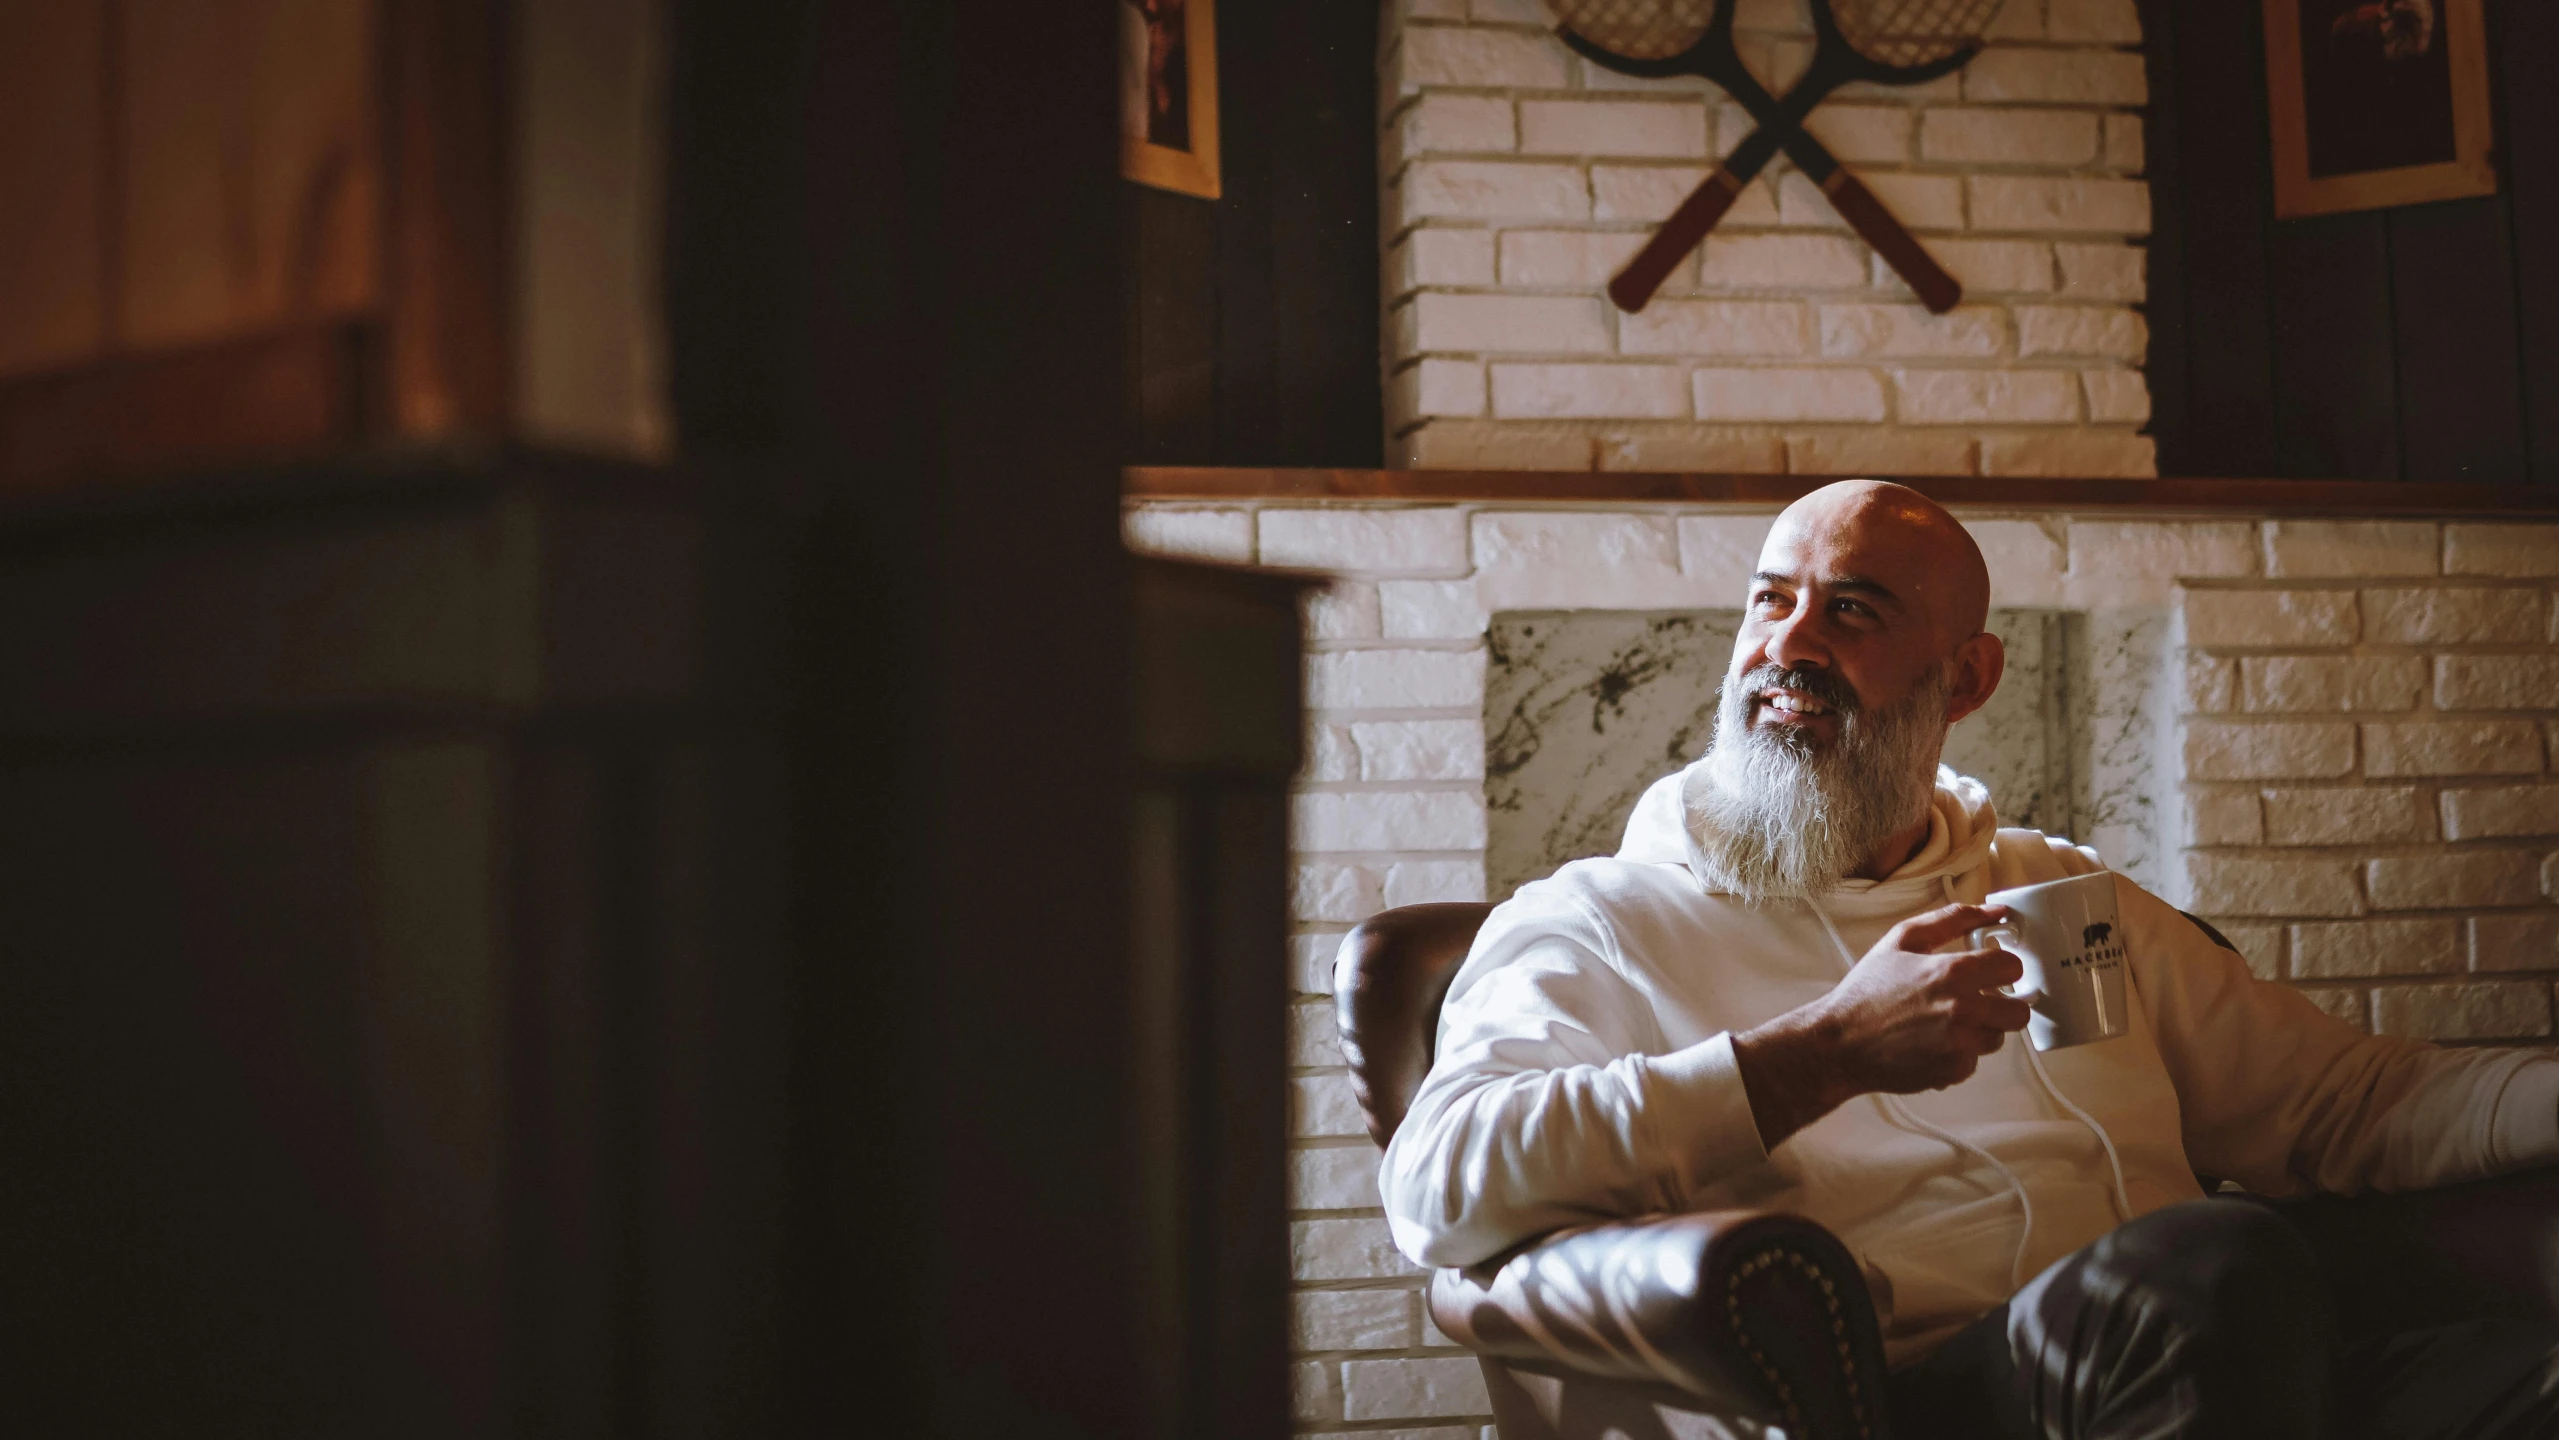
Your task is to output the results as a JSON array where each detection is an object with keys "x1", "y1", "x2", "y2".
[{"x1": 1889, "y1": 1199, "x2": 2559, "y2": 1440}]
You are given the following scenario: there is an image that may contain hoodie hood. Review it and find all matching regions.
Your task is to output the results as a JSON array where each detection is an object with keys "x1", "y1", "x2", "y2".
[{"x1": 1616, "y1": 760, "x2": 2001, "y2": 895}]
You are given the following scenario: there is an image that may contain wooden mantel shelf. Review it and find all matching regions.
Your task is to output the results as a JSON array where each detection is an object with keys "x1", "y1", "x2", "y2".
[{"x1": 1126, "y1": 467, "x2": 2559, "y2": 516}]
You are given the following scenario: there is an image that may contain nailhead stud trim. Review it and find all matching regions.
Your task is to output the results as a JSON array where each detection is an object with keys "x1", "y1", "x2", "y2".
[{"x1": 1725, "y1": 1245, "x2": 1872, "y2": 1440}]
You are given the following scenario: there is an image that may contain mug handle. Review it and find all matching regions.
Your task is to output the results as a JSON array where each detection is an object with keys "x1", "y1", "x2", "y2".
[{"x1": 1970, "y1": 925, "x2": 2040, "y2": 1002}]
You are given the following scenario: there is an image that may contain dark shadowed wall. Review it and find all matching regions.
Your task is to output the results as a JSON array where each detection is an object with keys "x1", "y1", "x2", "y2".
[
  {"x1": 2142, "y1": 0, "x2": 2559, "y2": 485},
  {"x1": 4, "y1": 4, "x2": 1139, "y2": 1438},
  {"x1": 1126, "y1": 0, "x2": 1383, "y2": 467}
]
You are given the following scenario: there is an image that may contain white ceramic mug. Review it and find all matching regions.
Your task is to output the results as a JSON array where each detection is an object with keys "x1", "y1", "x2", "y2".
[{"x1": 1970, "y1": 871, "x2": 2129, "y2": 1051}]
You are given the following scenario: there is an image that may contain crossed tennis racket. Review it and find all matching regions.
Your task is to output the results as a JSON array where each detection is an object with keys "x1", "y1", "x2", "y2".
[{"x1": 1548, "y1": 0, "x2": 2005, "y2": 314}]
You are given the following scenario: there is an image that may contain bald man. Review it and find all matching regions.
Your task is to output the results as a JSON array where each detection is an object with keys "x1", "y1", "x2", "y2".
[{"x1": 1381, "y1": 482, "x2": 2559, "y2": 1438}]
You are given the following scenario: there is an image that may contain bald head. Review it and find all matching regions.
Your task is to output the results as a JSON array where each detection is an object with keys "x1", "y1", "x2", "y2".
[{"x1": 1765, "y1": 480, "x2": 1990, "y2": 652}]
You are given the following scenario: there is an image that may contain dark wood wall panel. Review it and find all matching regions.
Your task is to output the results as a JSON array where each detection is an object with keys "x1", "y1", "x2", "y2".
[
  {"x1": 2494, "y1": 0, "x2": 2559, "y2": 483},
  {"x1": 2391, "y1": 198, "x2": 2528, "y2": 481},
  {"x1": 2153, "y1": 0, "x2": 2280, "y2": 477},
  {"x1": 1266, "y1": 3, "x2": 1385, "y2": 461},
  {"x1": 2135, "y1": 0, "x2": 2190, "y2": 474},
  {"x1": 1212, "y1": 0, "x2": 1279, "y2": 459},
  {"x1": 0, "y1": 0, "x2": 515, "y2": 486},
  {"x1": 0, "y1": 2, "x2": 108, "y2": 380},
  {"x1": 0, "y1": 459, "x2": 798, "y2": 1434},
  {"x1": 2268, "y1": 214, "x2": 2398, "y2": 480},
  {"x1": 1131, "y1": 190, "x2": 1219, "y2": 464},
  {"x1": 1126, "y1": 0, "x2": 1380, "y2": 467},
  {"x1": 2142, "y1": 0, "x2": 2556, "y2": 485}
]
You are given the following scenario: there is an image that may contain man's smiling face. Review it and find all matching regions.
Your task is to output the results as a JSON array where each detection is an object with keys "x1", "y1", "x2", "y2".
[
  {"x1": 1729, "y1": 482, "x2": 1997, "y2": 752},
  {"x1": 1682, "y1": 481, "x2": 2009, "y2": 895}
]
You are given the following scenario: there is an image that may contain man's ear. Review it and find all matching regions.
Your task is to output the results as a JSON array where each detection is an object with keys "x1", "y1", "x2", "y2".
[{"x1": 1942, "y1": 631, "x2": 2005, "y2": 727}]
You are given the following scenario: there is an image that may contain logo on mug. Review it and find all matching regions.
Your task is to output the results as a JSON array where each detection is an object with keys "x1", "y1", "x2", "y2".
[{"x1": 2082, "y1": 922, "x2": 2113, "y2": 949}]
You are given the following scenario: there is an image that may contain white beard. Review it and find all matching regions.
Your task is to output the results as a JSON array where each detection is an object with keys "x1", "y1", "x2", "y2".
[{"x1": 1681, "y1": 661, "x2": 1952, "y2": 902}]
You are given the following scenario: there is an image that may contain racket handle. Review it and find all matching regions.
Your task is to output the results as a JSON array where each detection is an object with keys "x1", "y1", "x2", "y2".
[
  {"x1": 1608, "y1": 168, "x2": 1746, "y2": 313},
  {"x1": 1822, "y1": 169, "x2": 1962, "y2": 314}
]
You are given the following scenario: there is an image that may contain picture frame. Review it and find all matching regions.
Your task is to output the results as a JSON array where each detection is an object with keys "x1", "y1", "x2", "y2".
[
  {"x1": 2263, "y1": 0, "x2": 2497, "y2": 219},
  {"x1": 1120, "y1": 0, "x2": 1221, "y2": 200}
]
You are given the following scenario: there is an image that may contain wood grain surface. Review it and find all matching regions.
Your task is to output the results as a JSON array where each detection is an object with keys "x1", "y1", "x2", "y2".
[{"x1": 1126, "y1": 466, "x2": 2559, "y2": 514}]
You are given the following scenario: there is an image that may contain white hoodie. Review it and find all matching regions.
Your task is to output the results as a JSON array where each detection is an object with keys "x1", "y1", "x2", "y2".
[{"x1": 1381, "y1": 764, "x2": 2559, "y2": 1362}]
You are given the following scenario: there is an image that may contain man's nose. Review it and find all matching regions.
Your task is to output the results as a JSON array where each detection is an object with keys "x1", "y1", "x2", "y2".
[{"x1": 1761, "y1": 606, "x2": 1830, "y2": 669}]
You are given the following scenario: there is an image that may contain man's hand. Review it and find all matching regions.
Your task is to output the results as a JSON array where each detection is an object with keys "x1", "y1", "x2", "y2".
[{"x1": 1730, "y1": 904, "x2": 2032, "y2": 1151}]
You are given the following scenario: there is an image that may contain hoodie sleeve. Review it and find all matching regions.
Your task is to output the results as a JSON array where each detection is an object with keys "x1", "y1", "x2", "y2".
[
  {"x1": 2124, "y1": 877, "x2": 2559, "y2": 1197},
  {"x1": 1378, "y1": 888, "x2": 1769, "y2": 1269}
]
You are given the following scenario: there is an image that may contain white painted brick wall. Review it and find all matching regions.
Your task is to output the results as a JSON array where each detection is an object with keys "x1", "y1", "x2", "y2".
[
  {"x1": 2177, "y1": 548, "x2": 2559, "y2": 1056},
  {"x1": 1254, "y1": 502, "x2": 1509, "y2": 1438},
  {"x1": 1343, "y1": 1357, "x2": 1494, "y2": 1421},
  {"x1": 1380, "y1": 0, "x2": 2156, "y2": 476},
  {"x1": 1123, "y1": 505, "x2": 1256, "y2": 563},
  {"x1": 1294, "y1": 1289, "x2": 1419, "y2": 1352},
  {"x1": 1306, "y1": 649, "x2": 1487, "y2": 710},
  {"x1": 1126, "y1": 503, "x2": 2558, "y2": 1440}
]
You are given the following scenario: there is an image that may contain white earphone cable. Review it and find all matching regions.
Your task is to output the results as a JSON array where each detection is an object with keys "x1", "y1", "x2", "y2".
[
  {"x1": 2023, "y1": 1041, "x2": 2133, "y2": 1222},
  {"x1": 1807, "y1": 893, "x2": 2039, "y2": 1289},
  {"x1": 1943, "y1": 873, "x2": 2136, "y2": 1224}
]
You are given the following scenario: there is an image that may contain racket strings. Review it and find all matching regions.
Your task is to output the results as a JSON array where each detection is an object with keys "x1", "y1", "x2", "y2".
[
  {"x1": 1544, "y1": 0, "x2": 1717, "y2": 60},
  {"x1": 1831, "y1": 0, "x2": 2005, "y2": 68}
]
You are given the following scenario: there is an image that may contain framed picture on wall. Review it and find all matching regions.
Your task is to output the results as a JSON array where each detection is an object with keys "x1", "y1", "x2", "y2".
[
  {"x1": 2264, "y1": 0, "x2": 2497, "y2": 218},
  {"x1": 1120, "y1": 0, "x2": 1221, "y2": 199}
]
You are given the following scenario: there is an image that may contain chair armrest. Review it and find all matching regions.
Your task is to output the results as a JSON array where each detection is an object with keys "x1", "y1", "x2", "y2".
[
  {"x1": 1333, "y1": 902, "x2": 1493, "y2": 1148},
  {"x1": 2275, "y1": 1166, "x2": 2559, "y2": 1341},
  {"x1": 1428, "y1": 1208, "x2": 1895, "y2": 1440}
]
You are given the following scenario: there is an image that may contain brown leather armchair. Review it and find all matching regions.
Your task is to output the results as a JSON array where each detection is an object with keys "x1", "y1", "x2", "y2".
[
  {"x1": 1335, "y1": 901, "x2": 1898, "y2": 1440},
  {"x1": 1334, "y1": 901, "x2": 2559, "y2": 1440}
]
